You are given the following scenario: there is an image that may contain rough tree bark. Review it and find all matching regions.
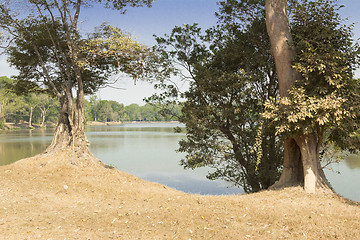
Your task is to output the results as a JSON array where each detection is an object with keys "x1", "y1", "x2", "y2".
[
  {"x1": 294, "y1": 133, "x2": 330, "y2": 193},
  {"x1": 41, "y1": 1, "x2": 90, "y2": 156},
  {"x1": 265, "y1": 0, "x2": 330, "y2": 193},
  {"x1": 46, "y1": 89, "x2": 89, "y2": 153},
  {"x1": 265, "y1": 0, "x2": 303, "y2": 188},
  {"x1": 47, "y1": 92, "x2": 73, "y2": 150}
]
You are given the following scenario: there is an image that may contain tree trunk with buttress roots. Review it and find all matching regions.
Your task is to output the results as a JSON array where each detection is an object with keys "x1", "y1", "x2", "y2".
[
  {"x1": 294, "y1": 133, "x2": 330, "y2": 193},
  {"x1": 265, "y1": 0, "x2": 330, "y2": 193},
  {"x1": 46, "y1": 89, "x2": 89, "y2": 153},
  {"x1": 45, "y1": 80, "x2": 101, "y2": 167}
]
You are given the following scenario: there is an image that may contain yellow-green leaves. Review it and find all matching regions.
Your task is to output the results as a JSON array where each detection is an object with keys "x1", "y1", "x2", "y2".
[
  {"x1": 263, "y1": 87, "x2": 348, "y2": 136},
  {"x1": 80, "y1": 24, "x2": 148, "y2": 81},
  {"x1": 264, "y1": 0, "x2": 360, "y2": 144}
]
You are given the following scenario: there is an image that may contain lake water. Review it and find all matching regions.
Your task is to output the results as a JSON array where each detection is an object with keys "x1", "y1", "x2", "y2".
[{"x1": 0, "y1": 122, "x2": 359, "y2": 201}]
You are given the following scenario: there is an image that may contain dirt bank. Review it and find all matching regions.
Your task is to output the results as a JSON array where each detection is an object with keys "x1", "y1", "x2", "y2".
[
  {"x1": 2, "y1": 122, "x2": 56, "y2": 130},
  {"x1": 0, "y1": 150, "x2": 359, "y2": 239}
]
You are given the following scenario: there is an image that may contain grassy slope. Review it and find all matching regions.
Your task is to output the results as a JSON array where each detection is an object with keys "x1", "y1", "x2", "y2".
[{"x1": 0, "y1": 149, "x2": 359, "y2": 239}]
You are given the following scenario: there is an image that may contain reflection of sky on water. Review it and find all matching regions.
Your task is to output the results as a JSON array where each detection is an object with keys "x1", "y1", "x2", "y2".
[
  {"x1": 324, "y1": 154, "x2": 360, "y2": 202},
  {"x1": 141, "y1": 173, "x2": 243, "y2": 195},
  {"x1": 87, "y1": 123, "x2": 243, "y2": 195}
]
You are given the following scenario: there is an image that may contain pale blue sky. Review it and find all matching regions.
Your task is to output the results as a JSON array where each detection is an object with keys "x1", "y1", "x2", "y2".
[
  {"x1": 1, "y1": 0, "x2": 359, "y2": 105},
  {"x1": 81, "y1": 0, "x2": 219, "y2": 45},
  {"x1": 80, "y1": 0, "x2": 219, "y2": 105}
]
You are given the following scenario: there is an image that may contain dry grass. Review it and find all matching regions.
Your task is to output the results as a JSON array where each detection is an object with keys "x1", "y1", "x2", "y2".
[{"x1": 0, "y1": 149, "x2": 359, "y2": 239}]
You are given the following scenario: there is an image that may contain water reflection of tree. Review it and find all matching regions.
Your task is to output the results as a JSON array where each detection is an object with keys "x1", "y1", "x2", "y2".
[
  {"x1": 0, "y1": 135, "x2": 51, "y2": 166},
  {"x1": 344, "y1": 155, "x2": 360, "y2": 170}
]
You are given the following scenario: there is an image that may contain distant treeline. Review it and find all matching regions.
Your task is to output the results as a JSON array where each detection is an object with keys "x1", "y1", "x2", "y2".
[
  {"x1": 85, "y1": 95, "x2": 182, "y2": 122},
  {"x1": 0, "y1": 76, "x2": 182, "y2": 128}
]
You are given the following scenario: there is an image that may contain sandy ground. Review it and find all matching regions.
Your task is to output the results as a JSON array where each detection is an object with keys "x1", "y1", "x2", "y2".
[{"x1": 0, "y1": 149, "x2": 359, "y2": 239}]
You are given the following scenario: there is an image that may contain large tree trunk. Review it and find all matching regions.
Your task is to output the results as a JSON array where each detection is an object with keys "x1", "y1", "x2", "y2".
[
  {"x1": 265, "y1": 0, "x2": 330, "y2": 193},
  {"x1": 73, "y1": 78, "x2": 88, "y2": 149},
  {"x1": 271, "y1": 138, "x2": 303, "y2": 188},
  {"x1": 265, "y1": 0, "x2": 300, "y2": 98},
  {"x1": 47, "y1": 93, "x2": 74, "y2": 150},
  {"x1": 265, "y1": 0, "x2": 304, "y2": 187},
  {"x1": 294, "y1": 133, "x2": 331, "y2": 193},
  {"x1": 46, "y1": 89, "x2": 88, "y2": 153}
]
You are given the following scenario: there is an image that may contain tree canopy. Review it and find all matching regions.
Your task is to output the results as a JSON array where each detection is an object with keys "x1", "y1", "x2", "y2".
[
  {"x1": 0, "y1": 76, "x2": 59, "y2": 128},
  {"x1": 148, "y1": 0, "x2": 360, "y2": 193},
  {"x1": 149, "y1": 1, "x2": 283, "y2": 192},
  {"x1": 264, "y1": 0, "x2": 360, "y2": 193},
  {"x1": 0, "y1": 0, "x2": 154, "y2": 151},
  {"x1": 265, "y1": 0, "x2": 360, "y2": 141}
]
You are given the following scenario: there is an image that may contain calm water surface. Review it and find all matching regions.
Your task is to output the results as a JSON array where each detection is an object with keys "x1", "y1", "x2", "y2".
[
  {"x1": 0, "y1": 122, "x2": 359, "y2": 200},
  {"x1": 0, "y1": 123, "x2": 242, "y2": 195}
]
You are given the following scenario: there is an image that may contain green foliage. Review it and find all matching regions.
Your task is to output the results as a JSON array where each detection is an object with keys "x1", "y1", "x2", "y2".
[
  {"x1": 263, "y1": 88, "x2": 349, "y2": 135},
  {"x1": 82, "y1": 24, "x2": 148, "y2": 81},
  {"x1": 150, "y1": 2, "x2": 283, "y2": 192},
  {"x1": 85, "y1": 95, "x2": 182, "y2": 122},
  {"x1": 96, "y1": 100, "x2": 120, "y2": 122},
  {"x1": 98, "y1": 0, "x2": 153, "y2": 12},
  {"x1": 0, "y1": 76, "x2": 24, "y2": 123},
  {"x1": 263, "y1": 0, "x2": 360, "y2": 152},
  {"x1": 3, "y1": 16, "x2": 147, "y2": 96},
  {"x1": 0, "y1": 0, "x2": 157, "y2": 141},
  {"x1": 0, "y1": 76, "x2": 59, "y2": 126},
  {"x1": 1, "y1": 78, "x2": 179, "y2": 125}
]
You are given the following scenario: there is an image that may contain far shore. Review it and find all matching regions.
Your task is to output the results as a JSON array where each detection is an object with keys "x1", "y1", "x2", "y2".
[
  {"x1": 1, "y1": 120, "x2": 181, "y2": 131},
  {"x1": 86, "y1": 120, "x2": 180, "y2": 126},
  {"x1": 2, "y1": 122, "x2": 56, "y2": 130}
]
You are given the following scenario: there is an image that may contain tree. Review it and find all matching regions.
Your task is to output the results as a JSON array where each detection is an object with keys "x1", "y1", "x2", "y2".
[
  {"x1": 124, "y1": 103, "x2": 141, "y2": 120},
  {"x1": 265, "y1": 0, "x2": 305, "y2": 190},
  {"x1": 108, "y1": 100, "x2": 124, "y2": 121},
  {"x1": 150, "y1": 3, "x2": 282, "y2": 192},
  {"x1": 0, "y1": 76, "x2": 11, "y2": 125},
  {"x1": 98, "y1": 100, "x2": 117, "y2": 122},
  {"x1": 0, "y1": 0, "x2": 153, "y2": 154},
  {"x1": 0, "y1": 76, "x2": 15, "y2": 128},
  {"x1": 145, "y1": 94, "x2": 183, "y2": 121},
  {"x1": 264, "y1": 0, "x2": 360, "y2": 193},
  {"x1": 1, "y1": 76, "x2": 59, "y2": 127},
  {"x1": 37, "y1": 94, "x2": 58, "y2": 127},
  {"x1": 0, "y1": 77, "x2": 28, "y2": 125},
  {"x1": 24, "y1": 94, "x2": 40, "y2": 128},
  {"x1": 88, "y1": 95, "x2": 101, "y2": 121}
]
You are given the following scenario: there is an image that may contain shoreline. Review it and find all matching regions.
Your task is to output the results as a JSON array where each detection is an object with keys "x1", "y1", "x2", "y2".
[
  {"x1": 86, "y1": 120, "x2": 180, "y2": 126},
  {"x1": 1, "y1": 120, "x2": 181, "y2": 131},
  {"x1": 1, "y1": 122, "x2": 56, "y2": 130},
  {"x1": 0, "y1": 150, "x2": 359, "y2": 239}
]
